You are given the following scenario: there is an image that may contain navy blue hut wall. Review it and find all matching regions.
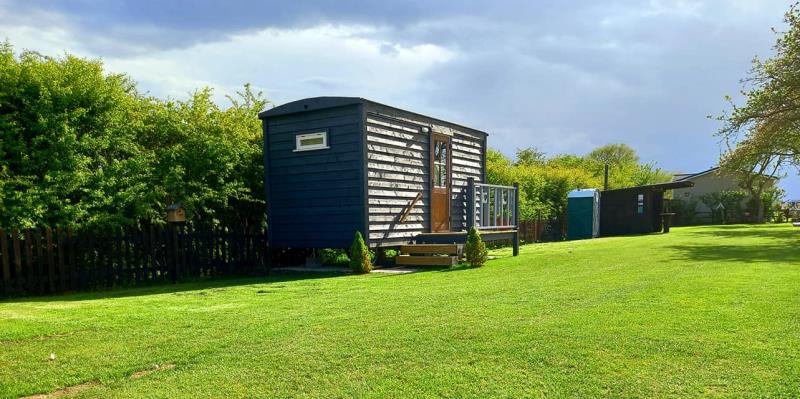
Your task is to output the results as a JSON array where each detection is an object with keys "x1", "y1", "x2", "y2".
[
  {"x1": 261, "y1": 97, "x2": 489, "y2": 249},
  {"x1": 262, "y1": 103, "x2": 366, "y2": 248}
]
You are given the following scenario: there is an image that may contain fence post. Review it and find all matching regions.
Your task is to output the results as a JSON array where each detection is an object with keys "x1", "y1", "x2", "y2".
[
  {"x1": 512, "y1": 182, "x2": 520, "y2": 257},
  {"x1": 169, "y1": 223, "x2": 179, "y2": 284},
  {"x1": 0, "y1": 229, "x2": 9, "y2": 295},
  {"x1": 45, "y1": 227, "x2": 55, "y2": 293},
  {"x1": 12, "y1": 229, "x2": 22, "y2": 292},
  {"x1": 57, "y1": 227, "x2": 65, "y2": 291}
]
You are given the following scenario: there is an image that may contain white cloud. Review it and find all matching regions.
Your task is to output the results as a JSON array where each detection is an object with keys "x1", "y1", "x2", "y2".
[
  {"x1": 1, "y1": 0, "x2": 798, "y2": 197},
  {"x1": 2, "y1": 19, "x2": 455, "y2": 107}
]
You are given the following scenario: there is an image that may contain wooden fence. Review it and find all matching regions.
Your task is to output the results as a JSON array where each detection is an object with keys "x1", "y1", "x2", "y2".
[
  {"x1": 518, "y1": 218, "x2": 566, "y2": 243},
  {"x1": 0, "y1": 225, "x2": 268, "y2": 297}
]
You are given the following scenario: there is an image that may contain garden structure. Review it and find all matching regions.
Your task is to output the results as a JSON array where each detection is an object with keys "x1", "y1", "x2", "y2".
[{"x1": 259, "y1": 97, "x2": 519, "y2": 265}]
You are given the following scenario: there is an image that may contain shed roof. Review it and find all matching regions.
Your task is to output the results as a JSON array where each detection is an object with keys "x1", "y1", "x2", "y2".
[
  {"x1": 603, "y1": 181, "x2": 695, "y2": 193},
  {"x1": 258, "y1": 96, "x2": 488, "y2": 136}
]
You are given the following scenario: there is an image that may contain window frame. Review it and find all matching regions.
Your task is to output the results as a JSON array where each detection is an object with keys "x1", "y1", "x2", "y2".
[
  {"x1": 433, "y1": 139, "x2": 448, "y2": 188},
  {"x1": 636, "y1": 193, "x2": 645, "y2": 214},
  {"x1": 293, "y1": 131, "x2": 330, "y2": 152}
]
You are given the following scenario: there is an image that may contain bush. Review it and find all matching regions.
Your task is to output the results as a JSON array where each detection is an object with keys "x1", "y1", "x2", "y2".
[
  {"x1": 699, "y1": 190, "x2": 747, "y2": 223},
  {"x1": 464, "y1": 227, "x2": 488, "y2": 267},
  {"x1": 671, "y1": 198, "x2": 700, "y2": 226},
  {"x1": 349, "y1": 231, "x2": 372, "y2": 273},
  {"x1": 318, "y1": 248, "x2": 349, "y2": 267}
]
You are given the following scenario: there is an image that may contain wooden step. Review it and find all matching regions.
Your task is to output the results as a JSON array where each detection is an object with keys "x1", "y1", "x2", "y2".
[
  {"x1": 400, "y1": 244, "x2": 462, "y2": 255},
  {"x1": 395, "y1": 255, "x2": 459, "y2": 266}
]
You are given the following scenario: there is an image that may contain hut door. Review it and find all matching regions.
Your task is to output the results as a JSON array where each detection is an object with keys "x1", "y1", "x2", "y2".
[{"x1": 430, "y1": 134, "x2": 451, "y2": 232}]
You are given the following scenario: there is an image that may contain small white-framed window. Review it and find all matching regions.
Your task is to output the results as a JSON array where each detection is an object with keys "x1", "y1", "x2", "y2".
[{"x1": 293, "y1": 131, "x2": 329, "y2": 152}]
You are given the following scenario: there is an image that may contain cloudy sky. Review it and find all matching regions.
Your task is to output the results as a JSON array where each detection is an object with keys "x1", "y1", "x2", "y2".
[{"x1": 2, "y1": 0, "x2": 797, "y2": 197}]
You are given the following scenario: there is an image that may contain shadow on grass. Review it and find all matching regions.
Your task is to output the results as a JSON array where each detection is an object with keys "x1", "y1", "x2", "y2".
[
  {"x1": 668, "y1": 244, "x2": 799, "y2": 263},
  {"x1": 0, "y1": 270, "x2": 346, "y2": 304},
  {"x1": 668, "y1": 224, "x2": 799, "y2": 263},
  {"x1": 681, "y1": 223, "x2": 799, "y2": 241},
  {"x1": 438, "y1": 263, "x2": 482, "y2": 272}
]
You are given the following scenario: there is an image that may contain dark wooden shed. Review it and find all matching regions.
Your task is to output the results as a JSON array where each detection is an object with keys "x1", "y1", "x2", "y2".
[
  {"x1": 599, "y1": 181, "x2": 694, "y2": 237},
  {"x1": 259, "y1": 97, "x2": 519, "y2": 256}
]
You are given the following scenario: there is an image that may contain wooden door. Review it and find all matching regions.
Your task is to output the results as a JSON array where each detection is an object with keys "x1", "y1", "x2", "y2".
[{"x1": 430, "y1": 134, "x2": 451, "y2": 232}]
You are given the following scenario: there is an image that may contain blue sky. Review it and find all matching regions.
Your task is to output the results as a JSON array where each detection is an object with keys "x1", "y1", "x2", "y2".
[{"x1": 1, "y1": 0, "x2": 797, "y2": 197}]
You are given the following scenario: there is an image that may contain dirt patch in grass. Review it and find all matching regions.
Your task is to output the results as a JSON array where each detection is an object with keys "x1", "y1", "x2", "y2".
[
  {"x1": 130, "y1": 363, "x2": 176, "y2": 379},
  {"x1": 18, "y1": 363, "x2": 175, "y2": 398},
  {"x1": 20, "y1": 381, "x2": 98, "y2": 399},
  {"x1": 1, "y1": 331, "x2": 81, "y2": 345}
]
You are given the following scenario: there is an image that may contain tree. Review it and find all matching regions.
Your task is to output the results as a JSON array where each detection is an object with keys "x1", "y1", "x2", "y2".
[
  {"x1": 485, "y1": 148, "x2": 514, "y2": 185},
  {"x1": 720, "y1": 137, "x2": 786, "y2": 223},
  {"x1": 484, "y1": 144, "x2": 669, "y2": 222},
  {"x1": 585, "y1": 144, "x2": 671, "y2": 189},
  {"x1": 0, "y1": 42, "x2": 269, "y2": 230},
  {"x1": 0, "y1": 43, "x2": 149, "y2": 229},
  {"x1": 515, "y1": 147, "x2": 546, "y2": 166},
  {"x1": 587, "y1": 144, "x2": 640, "y2": 167},
  {"x1": 718, "y1": 4, "x2": 800, "y2": 177}
]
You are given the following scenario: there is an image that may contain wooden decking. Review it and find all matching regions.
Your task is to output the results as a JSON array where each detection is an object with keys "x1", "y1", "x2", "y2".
[
  {"x1": 413, "y1": 229, "x2": 519, "y2": 256},
  {"x1": 414, "y1": 230, "x2": 517, "y2": 244},
  {"x1": 395, "y1": 244, "x2": 462, "y2": 266}
]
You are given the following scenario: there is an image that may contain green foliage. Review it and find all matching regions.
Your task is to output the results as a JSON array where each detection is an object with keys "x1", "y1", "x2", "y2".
[
  {"x1": 349, "y1": 231, "x2": 372, "y2": 273},
  {"x1": 587, "y1": 143, "x2": 640, "y2": 167},
  {"x1": 699, "y1": 190, "x2": 748, "y2": 223},
  {"x1": 319, "y1": 248, "x2": 350, "y2": 267},
  {"x1": 748, "y1": 186, "x2": 786, "y2": 223},
  {"x1": 464, "y1": 226, "x2": 488, "y2": 267},
  {"x1": 670, "y1": 199, "x2": 700, "y2": 226},
  {"x1": 0, "y1": 42, "x2": 268, "y2": 230},
  {"x1": 717, "y1": 4, "x2": 800, "y2": 170},
  {"x1": 486, "y1": 144, "x2": 671, "y2": 220},
  {"x1": 379, "y1": 248, "x2": 399, "y2": 265},
  {"x1": 515, "y1": 147, "x2": 546, "y2": 166}
]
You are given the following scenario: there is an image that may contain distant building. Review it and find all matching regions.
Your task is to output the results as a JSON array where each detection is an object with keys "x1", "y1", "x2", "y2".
[{"x1": 671, "y1": 166, "x2": 776, "y2": 223}]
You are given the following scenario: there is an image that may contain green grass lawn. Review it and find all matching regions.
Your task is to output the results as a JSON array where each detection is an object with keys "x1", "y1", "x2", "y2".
[{"x1": 1, "y1": 224, "x2": 799, "y2": 398}]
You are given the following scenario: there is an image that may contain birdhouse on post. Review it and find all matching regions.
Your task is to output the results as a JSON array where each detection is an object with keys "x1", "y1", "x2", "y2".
[{"x1": 166, "y1": 203, "x2": 186, "y2": 223}]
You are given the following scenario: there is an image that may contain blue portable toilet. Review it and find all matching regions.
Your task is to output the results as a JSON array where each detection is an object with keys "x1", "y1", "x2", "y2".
[{"x1": 567, "y1": 189, "x2": 600, "y2": 240}]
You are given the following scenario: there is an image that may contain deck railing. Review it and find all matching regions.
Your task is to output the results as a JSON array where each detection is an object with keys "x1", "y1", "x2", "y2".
[{"x1": 467, "y1": 178, "x2": 519, "y2": 231}]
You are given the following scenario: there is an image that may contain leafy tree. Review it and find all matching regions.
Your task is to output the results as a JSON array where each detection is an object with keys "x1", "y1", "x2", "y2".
[
  {"x1": 0, "y1": 43, "x2": 149, "y2": 229},
  {"x1": 717, "y1": 4, "x2": 800, "y2": 196},
  {"x1": 720, "y1": 139, "x2": 785, "y2": 223},
  {"x1": 486, "y1": 149, "x2": 514, "y2": 185},
  {"x1": 0, "y1": 42, "x2": 268, "y2": 231},
  {"x1": 485, "y1": 144, "x2": 670, "y2": 221},
  {"x1": 515, "y1": 147, "x2": 546, "y2": 166},
  {"x1": 587, "y1": 143, "x2": 640, "y2": 166},
  {"x1": 749, "y1": 186, "x2": 786, "y2": 222}
]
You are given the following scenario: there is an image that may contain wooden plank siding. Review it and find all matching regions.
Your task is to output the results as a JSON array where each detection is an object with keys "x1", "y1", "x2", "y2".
[
  {"x1": 364, "y1": 103, "x2": 486, "y2": 247},
  {"x1": 265, "y1": 104, "x2": 365, "y2": 248},
  {"x1": 260, "y1": 97, "x2": 487, "y2": 249}
]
